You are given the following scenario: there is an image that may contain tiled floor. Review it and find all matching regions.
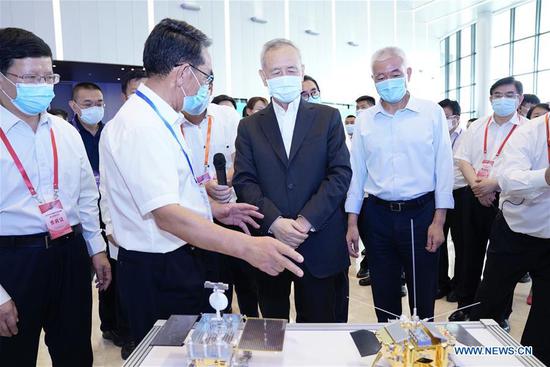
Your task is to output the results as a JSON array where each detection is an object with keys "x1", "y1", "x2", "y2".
[{"x1": 36, "y1": 253, "x2": 533, "y2": 366}]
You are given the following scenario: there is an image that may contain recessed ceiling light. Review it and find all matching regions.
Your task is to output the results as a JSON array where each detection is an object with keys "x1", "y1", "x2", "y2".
[
  {"x1": 305, "y1": 29, "x2": 320, "y2": 36},
  {"x1": 250, "y1": 16, "x2": 268, "y2": 24},
  {"x1": 121, "y1": 67, "x2": 125, "y2": 71}
]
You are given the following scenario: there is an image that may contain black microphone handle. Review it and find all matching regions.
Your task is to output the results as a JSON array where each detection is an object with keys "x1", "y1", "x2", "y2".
[{"x1": 216, "y1": 167, "x2": 227, "y2": 185}]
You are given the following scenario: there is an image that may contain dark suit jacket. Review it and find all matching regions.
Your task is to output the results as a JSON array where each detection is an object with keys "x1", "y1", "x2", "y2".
[{"x1": 233, "y1": 100, "x2": 351, "y2": 278}]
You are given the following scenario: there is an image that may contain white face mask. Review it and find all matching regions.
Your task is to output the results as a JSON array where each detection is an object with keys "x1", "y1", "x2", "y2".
[
  {"x1": 79, "y1": 106, "x2": 104, "y2": 125},
  {"x1": 447, "y1": 118, "x2": 458, "y2": 131},
  {"x1": 266, "y1": 75, "x2": 302, "y2": 103}
]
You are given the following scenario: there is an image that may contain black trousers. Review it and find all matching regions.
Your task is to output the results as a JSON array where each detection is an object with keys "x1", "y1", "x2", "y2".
[
  {"x1": 256, "y1": 265, "x2": 349, "y2": 323},
  {"x1": 117, "y1": 245, "x2": 213, "y2": 344},
  {"x1": 98, "y1": 253, "x2": 130, "y2": 341},
  {"x1": 470, "y1": 213, "x2": 550, "y2": 366},
  {"x1": 213, "y1": 221, "x2": 259, "y2": 317},
  {"x1": 438, "y1": 187, "x2": 467, "y2": 292},
  {"x1": 0, "y1": 234, "x2": 93, "y2": 367},
  {"x1": 358, "y1": 195, "x2": 439, "y2": 322},
  {"x1": 456, "y1": 188, "x2": 499, "y2": 308},
  {"x1": 225, "y1": 256, "x2": 259, "y2": 317}
]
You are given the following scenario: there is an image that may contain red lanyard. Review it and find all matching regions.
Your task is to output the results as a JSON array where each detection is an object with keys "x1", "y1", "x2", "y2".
[
  {"x1": 0, "y1": 127, "x2": 59, "y2": 200},
  {"x1": 483, "y1": 116, "x2": 518, "y2": 158},
  {"x1": 180, "y1": 115, "x2": 213, "y2": 168},
  {"x1": 546, "y1": 113, "x2": 549, "y2": 164}
]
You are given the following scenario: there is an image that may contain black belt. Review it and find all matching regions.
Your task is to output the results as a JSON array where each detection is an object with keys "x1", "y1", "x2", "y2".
[
  {"x1": 370, "y1": 192, "x2": 434, "y2": 212},
  {"x1": 0, "y1": 224, "x2": 83, "y2": 248}
]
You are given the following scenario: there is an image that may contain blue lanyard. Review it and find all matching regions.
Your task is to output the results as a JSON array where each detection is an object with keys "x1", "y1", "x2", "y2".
[{"x1": 135, "y1": 90, "x2": 197, "y2": 183}]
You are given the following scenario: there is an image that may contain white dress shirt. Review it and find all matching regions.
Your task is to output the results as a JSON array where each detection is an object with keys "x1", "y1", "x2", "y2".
[
  {"x1": 273, "y1": 97, "x2": 301, "y2": 157},
  {"x1": 450, "y1": 127, "x2": 468, "y2": 190},
  {"x1": 1, "y1": 106, "x2": 105, "y2": 304},
  {"x1": 99, "y1": 84, "x2": 212, "y2": 254},
  {"x1": 455, "y1": 113, "x2": 528, "y2": 180},
  {"x1": 345, "y1": 95, "x2": 455, "y2": 214},
  {"x1": 498, "y1": 113, "x2": 550, "y2": 238},
  {"x1": 182, "y1": 103, "x2": 239, "y2": 178}
]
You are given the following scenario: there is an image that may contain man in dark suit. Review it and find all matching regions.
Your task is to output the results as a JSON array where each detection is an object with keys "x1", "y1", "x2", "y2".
[{"x1": 233, "y1": 39, "x2": 351, "y2": 323}]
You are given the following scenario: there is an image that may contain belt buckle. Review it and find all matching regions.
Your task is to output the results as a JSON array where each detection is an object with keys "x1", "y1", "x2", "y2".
[{"x1": 390, "y1": 202, "x2": 403, "y2": 212}]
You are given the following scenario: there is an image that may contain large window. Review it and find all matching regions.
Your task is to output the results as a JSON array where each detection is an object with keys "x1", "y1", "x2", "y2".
[
  {"x1": 441, "y1": 24, "x2": 477, "y2": 119},
  {"x1": 492, "y1": 0, "x2": 549, "y2": 100}
]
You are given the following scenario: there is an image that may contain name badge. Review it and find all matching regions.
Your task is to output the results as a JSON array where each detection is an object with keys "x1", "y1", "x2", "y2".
[
  {"x1": 38, "y1": 199, "x2": 73, "y2": 239},
  {"x1": 476, "y1": 159, "x2": 494, "y2": 179},
  {"x1": 196, "y1": 172, "x2": 211, "y2": 186}
]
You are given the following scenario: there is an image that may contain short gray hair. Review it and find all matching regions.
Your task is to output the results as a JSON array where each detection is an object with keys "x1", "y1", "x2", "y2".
[
  {"x1": 260, "y1": 38, "x2": 302, "y2": 69},
  {"x1": 371, "y1": 46, "x2": 408, "y2": 70}
]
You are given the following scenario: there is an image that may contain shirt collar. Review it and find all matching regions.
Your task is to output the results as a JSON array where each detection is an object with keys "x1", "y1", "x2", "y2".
[
  {"x1": 373, "y1": 93, "x2": 420, "y2": 116},
  {"x1": 137, "y1": 83, "x2": 183, "y2": 128},
  {"x1": 71, "y1": 114, "x2": 103, "y2": 135},
  {"x1": 182, "y1": 104, "x2": 214, "y2": 128},
  {"x1": 272, "y1": 96, "x2": 301, "y2": 116},
  {"x1": 490, "y1": 112, "x2": 523, "y2": 127},
  {"x1": 1, "y1": 104, "x2": 50, "y2": 132},
  {"x1": 450, "y1": 127, "x2": 463, "y2": 139}
]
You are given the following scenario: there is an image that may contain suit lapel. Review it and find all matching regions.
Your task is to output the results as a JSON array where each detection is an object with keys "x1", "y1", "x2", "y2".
[
  {"x1": 288, "y1": 100, "x2": 316, "y2": 163},
  {"x1": 258, "y1": 103, "x2": 289, "y2": 167}
]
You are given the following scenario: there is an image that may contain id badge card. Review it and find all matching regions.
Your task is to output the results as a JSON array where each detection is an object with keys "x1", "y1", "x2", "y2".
[
  {"x1": 196, "y1": 171, "x2": 211, "y2": 186},
  {"x1": 476, "y1": 159, "x2": 494, "y2": 179},
  {"x1": 38, "y1": 199, "x2": 73, "y2": 239}
]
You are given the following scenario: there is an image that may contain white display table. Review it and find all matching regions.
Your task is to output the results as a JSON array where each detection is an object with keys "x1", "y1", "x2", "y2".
[{"x1": 123, "y1": 319, "x2": 545, "y2": 367}]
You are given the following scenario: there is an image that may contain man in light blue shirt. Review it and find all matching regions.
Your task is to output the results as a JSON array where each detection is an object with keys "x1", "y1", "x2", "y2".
[{"x1": 345, "y1": 47, "x2": 454, "y2": 321}]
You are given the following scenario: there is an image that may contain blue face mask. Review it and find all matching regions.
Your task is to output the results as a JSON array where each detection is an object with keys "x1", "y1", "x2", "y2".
[
  {"x1": 1, "y1": 74, "x2": 55, "y2": 115},
  {"x1": 181, "y1": 70, "x2": 211, "y2": 116},
  {"x1": 267, "y1": 75, "x2": 302, "y2": 103},
  {"x1": 492, "y1": 97, "x2": 518, "y2": 117},
  {"x1": 80, "y1": 106, "x2": 104, "y2": 125},
  {"x1": 307, "y1": 95, "x2": 322, "y2": 104},
  {"x1": 375, "y1": 77, "x2": 407, "y2": 104}
]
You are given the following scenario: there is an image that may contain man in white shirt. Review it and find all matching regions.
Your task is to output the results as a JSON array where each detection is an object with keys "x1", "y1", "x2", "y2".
[
  {"x1": 99, "y1": 19, "x2": 303, "y2": 344},
  {"x1": 346, "y1": 47, "x2": 454, "y2": 321},
  {"x1": 470, "y1": 113, "x2": 550, "y2": 366},
  {"x1": 0, "y1": 28, "x2": 111, "y2": 366},
  {"x1": 436, "y1": 99, "x2": 468, "y2": 303},
  {"x1": 183, "y1": 100, "x2": 260, "y2": 317},
  {"x1": 451, "y1": 77, "x2": 528, "y2": 323}
]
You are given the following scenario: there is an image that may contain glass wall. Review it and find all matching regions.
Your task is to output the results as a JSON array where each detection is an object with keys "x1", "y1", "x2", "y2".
[
  {"x1": 441, "y1": 24, "x2": 477, "y2": 119},
  {"x1": 492, "y1": 0, "x2": 550, "y2": 101}
]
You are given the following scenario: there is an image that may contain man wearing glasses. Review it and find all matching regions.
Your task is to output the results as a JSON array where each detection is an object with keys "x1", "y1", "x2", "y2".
[
  {"x1": 451, "y1": 77, "x2": 528, "y2": 327},
  {"x1": 99, "y1": 19, "x2": 304, "y2": 346},
  {"x1": 0, "y1": 28, "x2": 111, "y2": 366}
]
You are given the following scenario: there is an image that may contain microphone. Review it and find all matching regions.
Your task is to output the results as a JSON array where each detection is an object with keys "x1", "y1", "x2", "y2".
[{"x1": 213, "y1": 153, "x2": 227, "y2": 185}]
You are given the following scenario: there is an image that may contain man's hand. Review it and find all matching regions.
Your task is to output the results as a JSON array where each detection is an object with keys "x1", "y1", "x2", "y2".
[
  {"x1": 346, "y1": 224, "x2": 360, "y2": 258},
  {"x1": 426, "y1": 222, "x2": 445, "y2": 252},
  {"x1": 295, "y1": 216, "x2": 312, "y2": 233},
  {"x1": 92, "y1": 252, "x2": 112, "y2": 291},
  {"x1": 244, "y1": 236, "x2": 304, "y2": 277},
  {"x1": 270, "y1": 218, "x2": 308, "y2": 248},
  {"x1": 212, "y1": 202, "x2": 263, "y2": 235},
  {"x1": 0, "y1": 300, "x2": 18, "y2": 337},
  {"x1": 472, "y1": 178, "x2": 499, "y2": 198},
  {"x1": 478, "y1": 192, "x2": 496, "y2": 207},
  {"x1": 205, "y1": 179, "x2": 232, "y2": 203},
  {"x1": 545, "y1": 167, "x2": 550, "y2": 185}
]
